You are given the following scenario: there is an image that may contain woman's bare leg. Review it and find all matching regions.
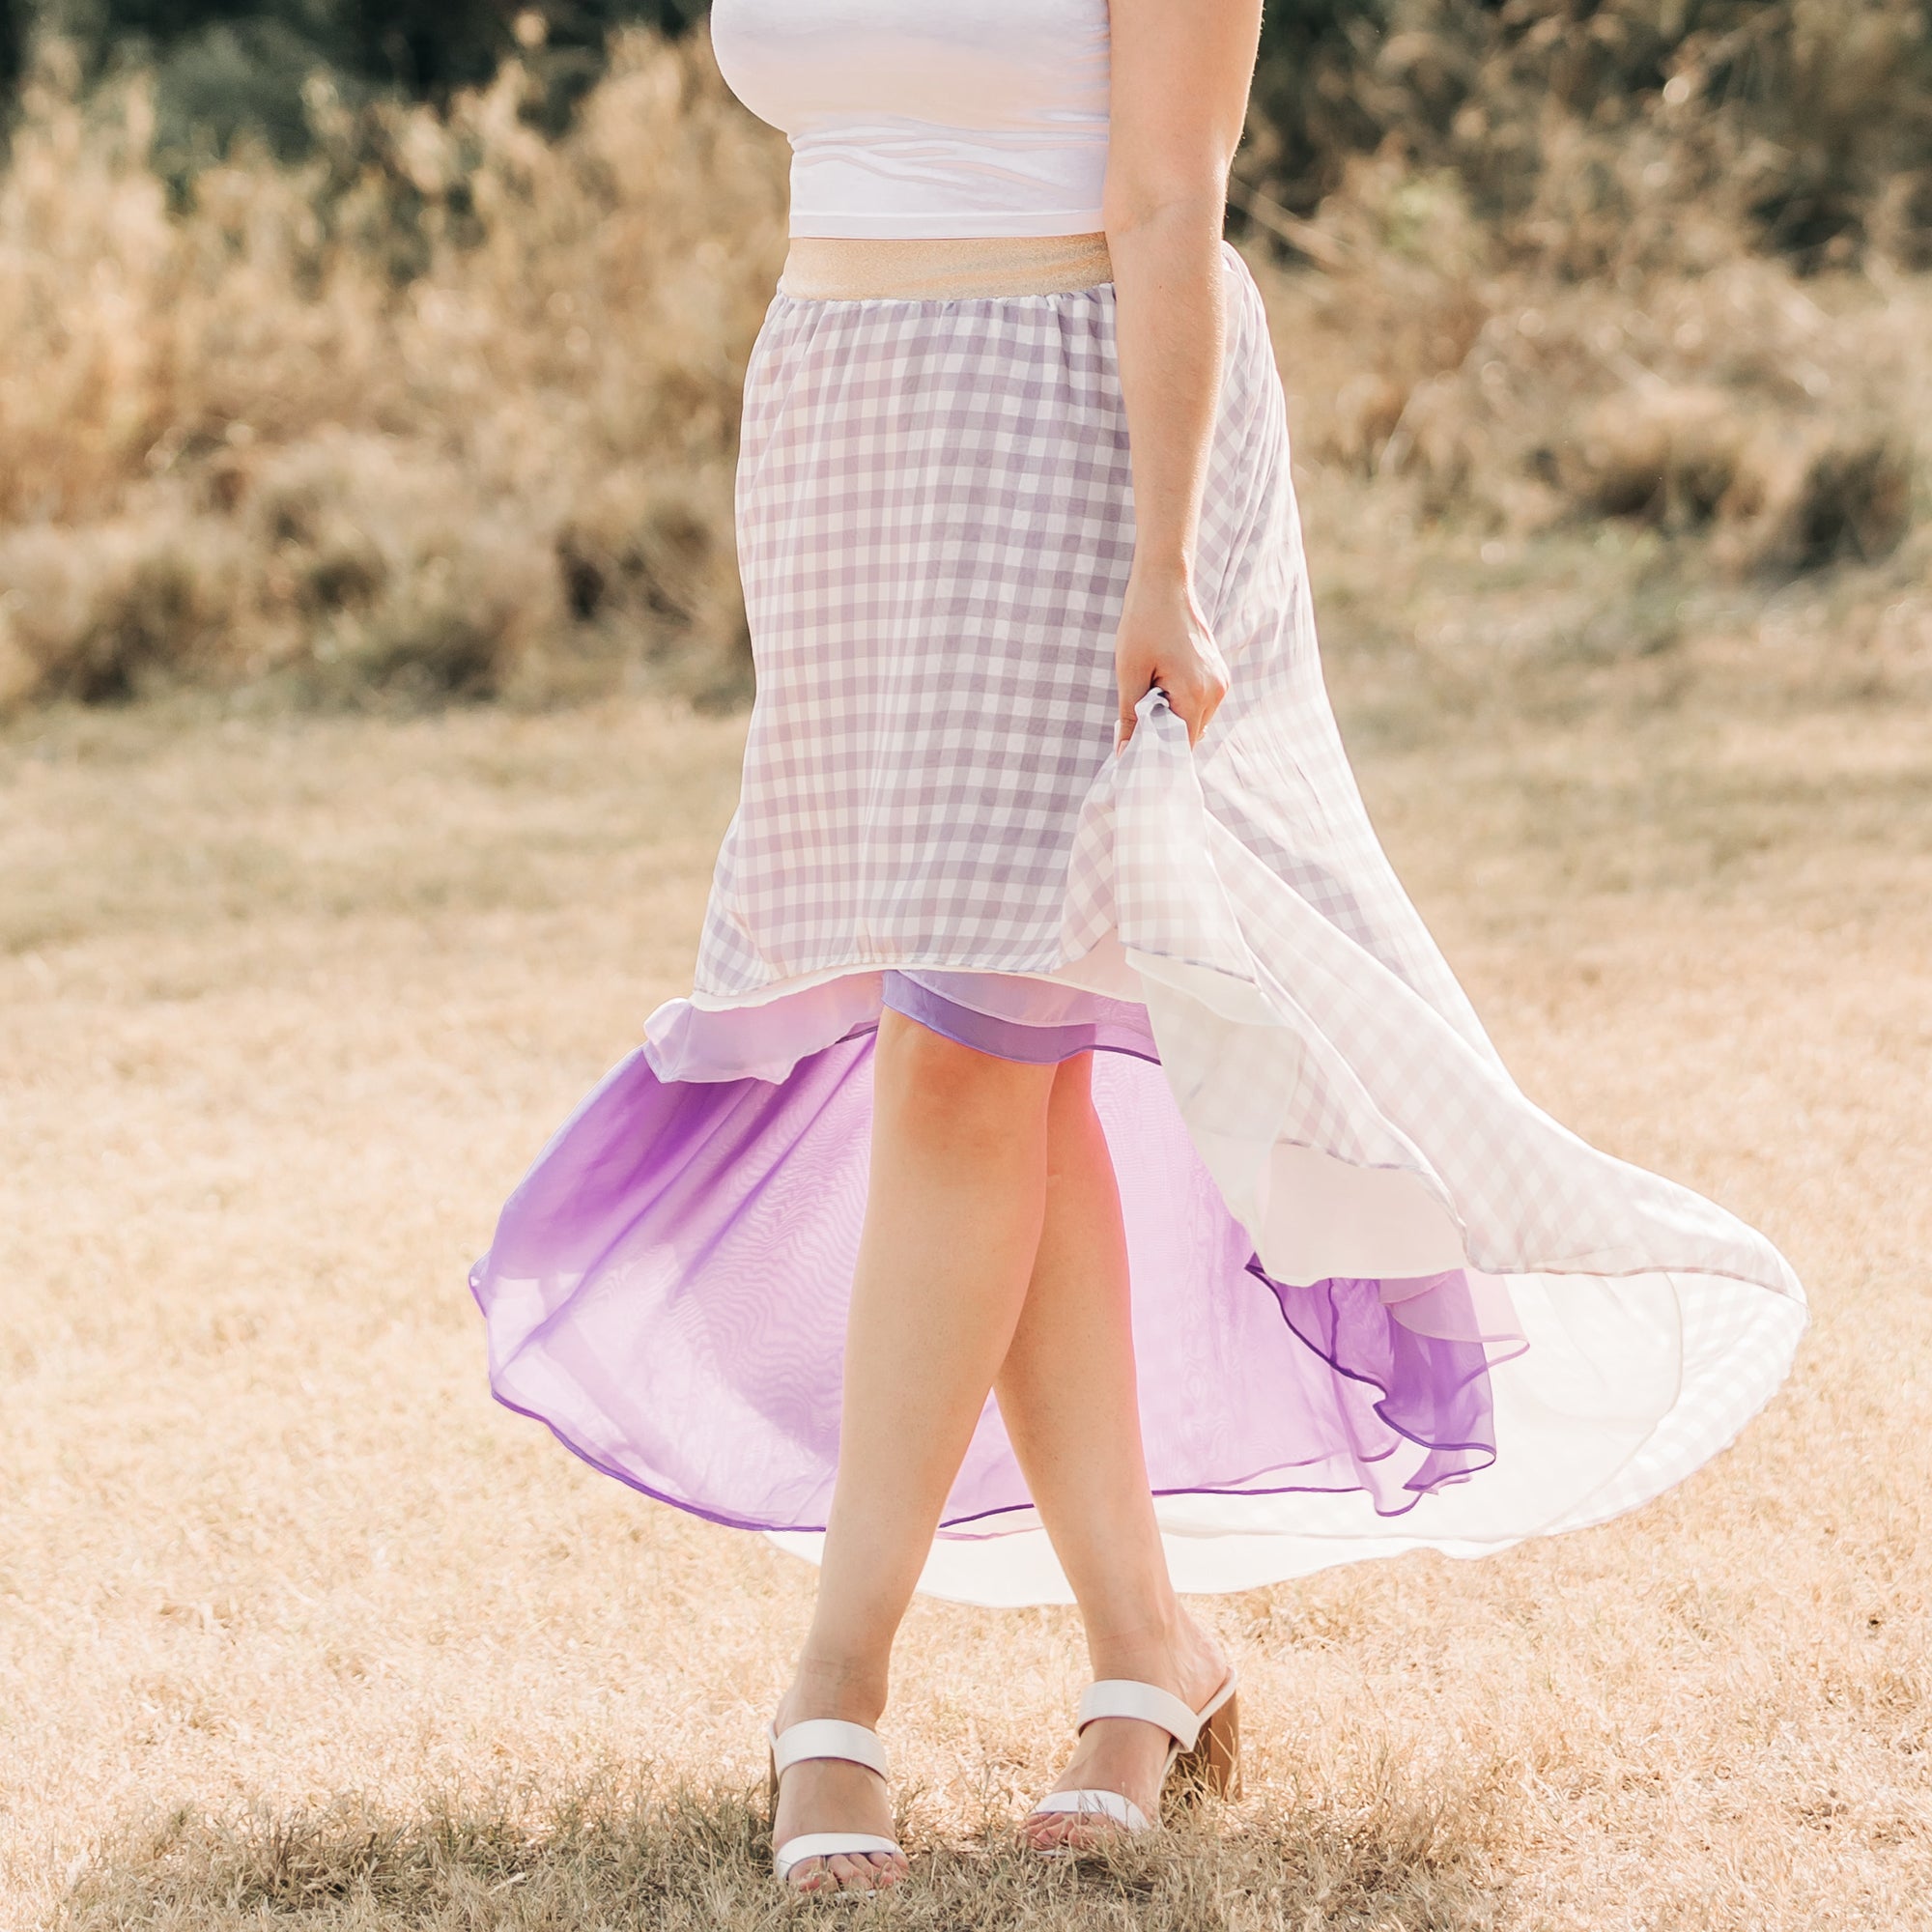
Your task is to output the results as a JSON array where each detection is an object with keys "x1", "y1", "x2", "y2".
[
  {"x1": 994, "y1": 1054, "x2": 1228, "y2": 1850},
  {"x1": 773, "y1": 1010, "x2": 1059, "y2": 1891}
]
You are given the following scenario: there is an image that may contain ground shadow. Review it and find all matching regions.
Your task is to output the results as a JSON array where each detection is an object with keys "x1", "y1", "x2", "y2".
[{"x1": 60, "y1": 1774, "x2": 1510, "y2": 1931}]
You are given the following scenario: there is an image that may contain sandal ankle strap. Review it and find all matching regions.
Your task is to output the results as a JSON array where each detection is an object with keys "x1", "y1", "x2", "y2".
[{"x1": 770, "y1": 1717, "x2": 889, "y2": 1781}]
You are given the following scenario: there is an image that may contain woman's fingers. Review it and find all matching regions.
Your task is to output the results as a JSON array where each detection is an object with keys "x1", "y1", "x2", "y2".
[
  {"x1": 1118, "y1": 670, "x2": 1228, "y2": 748},
  {"x1": 1116, "y1": 641, "x2": 1229, "y2": 750},
  {"x1": 1160, "y1": 663, "x2": 1230, "y2": 746}
]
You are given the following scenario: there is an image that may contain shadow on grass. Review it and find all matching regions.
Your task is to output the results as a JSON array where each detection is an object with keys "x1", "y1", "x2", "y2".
[{"x1": 60, "y1": 1775, "x2": 1508, "y2": 1930}]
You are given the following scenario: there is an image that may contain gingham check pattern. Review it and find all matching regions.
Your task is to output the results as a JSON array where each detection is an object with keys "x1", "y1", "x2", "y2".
[
  {"x1": 701, "y1": 280, "x2": 1136, "y2": 989},
  {"x1": 707, "y1": 254, "x2": 1498, "y2": 1023},
  {"x1": 697, "y1": 250, "x2": 1804, "y2": 1319}
]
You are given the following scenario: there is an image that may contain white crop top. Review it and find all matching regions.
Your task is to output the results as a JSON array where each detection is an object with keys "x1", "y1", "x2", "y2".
[{"x1": 709, "y1": 0, "x2": 1112, "y2": 239}]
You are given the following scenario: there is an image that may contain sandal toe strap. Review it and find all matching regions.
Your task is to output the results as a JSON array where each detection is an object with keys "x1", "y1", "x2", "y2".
[
  {"x1": 1026, "y1": 1788, "x2": 1152, "y2": 1834},
  {"x1": 773, "y1": 1832, "x2": 903, "y2": 1881}
]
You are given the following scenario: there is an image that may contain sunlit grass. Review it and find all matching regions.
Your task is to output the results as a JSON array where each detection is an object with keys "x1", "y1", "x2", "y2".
[{"x1": 4, "y1": 686, "x2": 1928, "y2": 1929}]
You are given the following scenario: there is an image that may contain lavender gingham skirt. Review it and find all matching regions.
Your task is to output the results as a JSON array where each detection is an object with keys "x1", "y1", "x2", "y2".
[{"x1": 471, "y1": 249, "x2": 1806, "y2": 1605}]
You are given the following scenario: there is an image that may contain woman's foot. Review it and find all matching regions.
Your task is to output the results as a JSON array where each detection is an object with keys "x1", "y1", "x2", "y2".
[
  {"x1": 770, "y1": 1683, "x2": 910, "y2": 1894},
  {"x1": 1020, "y1": 1610, "x2": 1231, "y2": 1854}
]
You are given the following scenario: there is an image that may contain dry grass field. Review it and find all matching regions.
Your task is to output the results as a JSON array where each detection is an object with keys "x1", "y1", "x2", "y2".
[{"x1": 5, "y1": 654, "x2": 1930, "y2": 1929}]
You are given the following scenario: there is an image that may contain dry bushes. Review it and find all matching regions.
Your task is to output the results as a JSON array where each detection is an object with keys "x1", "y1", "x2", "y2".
[
  {"x1": 1244, "y1": 0, "x2": 1932, "y2": 277},
  {"x1": 1238, "y1": 2, "x2": 1932, "y2": 658},
  {"x1": 1257, "y1": 156, "x2": 1929, "y2": 582},
  {"x1": 0, "y1": 31, "x2": 782, "y2": 713},
  {"x1": 1563, "y1": 385, "x2": 1915, "y2": 577},
  {"x1": 0, "y1": 14, "x2": 1929, "y2": 718}
]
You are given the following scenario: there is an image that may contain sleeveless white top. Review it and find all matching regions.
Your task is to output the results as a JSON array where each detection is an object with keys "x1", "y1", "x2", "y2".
[{"x1": 709, "y1": 0, "x2": 1112, "y2": 239}]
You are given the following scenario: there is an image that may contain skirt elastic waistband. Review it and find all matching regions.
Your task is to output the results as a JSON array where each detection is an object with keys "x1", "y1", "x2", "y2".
[{"x1": 780, "y1": 233, "x2": 1113, "y2": 301}]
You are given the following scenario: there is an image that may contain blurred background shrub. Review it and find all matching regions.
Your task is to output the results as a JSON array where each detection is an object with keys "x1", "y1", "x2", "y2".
[
  {"x1": 23, "y1": 2, "x2": 707, "y2": 163},
  {"x1": 0, "y1": 19, "x2": 780, "y2": 712},
  {"x1": 0, "y1": 1, "x2": 1929, "y2": 716},
  {"x1": 13, "y1": 2, "x2": 1924, "y2": 268},
  {"x1": 1239, "y1": 0, "x2": 1932, "y2": 274}
]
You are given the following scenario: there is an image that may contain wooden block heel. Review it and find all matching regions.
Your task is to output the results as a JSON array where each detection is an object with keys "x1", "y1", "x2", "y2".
[{"x1": 1170, "y1": 1690, "x2": 1241, "y2": 1804}]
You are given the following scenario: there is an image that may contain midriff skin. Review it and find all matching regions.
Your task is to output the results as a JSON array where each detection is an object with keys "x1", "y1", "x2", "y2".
[{"x1": 780, "y1": 232, "x2": 1114, "y2": 300}]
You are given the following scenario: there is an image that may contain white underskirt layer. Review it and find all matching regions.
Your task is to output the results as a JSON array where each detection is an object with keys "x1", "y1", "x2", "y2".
[{"x1": 771, "y1": 1269, "x2": 1798, "y2": 1605}]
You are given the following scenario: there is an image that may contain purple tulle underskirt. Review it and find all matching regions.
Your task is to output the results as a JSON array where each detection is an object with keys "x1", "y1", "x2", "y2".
[{"x1": 470, "y1": 969, "x2": 1526, "y2": 1542}]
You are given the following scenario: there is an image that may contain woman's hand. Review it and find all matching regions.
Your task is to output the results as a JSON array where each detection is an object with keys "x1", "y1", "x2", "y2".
[{"x1": 1115, "y1": 567, "x2": 1229, "y2": 749}]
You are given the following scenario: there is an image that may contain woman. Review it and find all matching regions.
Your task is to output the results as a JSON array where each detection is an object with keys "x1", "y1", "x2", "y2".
[{"x1": 472, "y1": 0, "x2": 1807, "y2": 1894}]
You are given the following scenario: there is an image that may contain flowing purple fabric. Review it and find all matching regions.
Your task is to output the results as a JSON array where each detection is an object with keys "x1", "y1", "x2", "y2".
[{"x1": 470, "y1": 979, "x2": 1522, "y2": 1539}]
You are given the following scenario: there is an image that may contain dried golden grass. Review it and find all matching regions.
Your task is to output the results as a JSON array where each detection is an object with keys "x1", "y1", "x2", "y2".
[
  {"x1": 1241, "y1": 156, "x2": 1932, "y2": 729},
  {"x1": 61, "y1": 1784, "x2": 1506, "y2": 1930},
  {"x1": 0, "y1": 31, "x2": 784, "y2": 711},
  {"x1": 1256, "y1": 156, "x2": 1929, "y2": 568},
  {"x1": 3, "y1": 679, "x2": 1929, "y2": 1930}
]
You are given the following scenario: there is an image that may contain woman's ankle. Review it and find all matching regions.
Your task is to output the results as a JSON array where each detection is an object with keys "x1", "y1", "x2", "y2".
[
  {"x1": 1083, "y1": 1602, "x2": 1223, "y2": 1695},
  {"x1": 779, "y1": 1652, "x2": 891, "y2": 1729}
]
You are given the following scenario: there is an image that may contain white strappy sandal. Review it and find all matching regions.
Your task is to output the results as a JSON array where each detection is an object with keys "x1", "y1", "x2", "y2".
[
  {"x1": 1024, "y1": 1671, "x2": 1241, "y2": 1847},
  {"x1": 766, "y1": 1717, "x2": 906, "y2": 1892}
]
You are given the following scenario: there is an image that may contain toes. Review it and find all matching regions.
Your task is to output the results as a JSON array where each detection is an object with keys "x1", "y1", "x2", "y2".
[
  {"x1": 824, "y1": 1852, "x2": 901, "y2": 1891},
  {"x1": 1022, "y1": 1811, "x2": 1121, "y2": 1856},
  {"x1": 783, "y1": 1853, "x2": 902, "y2": 1893}
]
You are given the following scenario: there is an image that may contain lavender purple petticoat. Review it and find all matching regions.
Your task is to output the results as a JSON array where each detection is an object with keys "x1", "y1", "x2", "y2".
[
  {"x1": 471, "y1": 249, "x2": 1807, "y2": 1606},
  {"x1": 476, "y1": 974, "x2": 1516, "y2": 1539}
]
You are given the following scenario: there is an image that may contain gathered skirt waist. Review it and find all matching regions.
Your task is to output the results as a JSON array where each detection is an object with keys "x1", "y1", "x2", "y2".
[{"x1": 779, "y1": 232, "x2": 1113, "y2": 301}]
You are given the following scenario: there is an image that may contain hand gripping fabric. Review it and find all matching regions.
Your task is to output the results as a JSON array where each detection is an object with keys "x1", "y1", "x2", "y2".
[
  {"x1": 766, "y1": 1719, "x2": 903, "y2": 1888},
  {"x1": 1026, "y1": 1671, "x2": 1241, "y2": 1842}
]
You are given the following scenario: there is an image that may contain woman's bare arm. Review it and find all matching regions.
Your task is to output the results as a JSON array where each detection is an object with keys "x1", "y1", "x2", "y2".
[{"x1": 1104, "y1": 0, "x2": 1263, "y2": 746}]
